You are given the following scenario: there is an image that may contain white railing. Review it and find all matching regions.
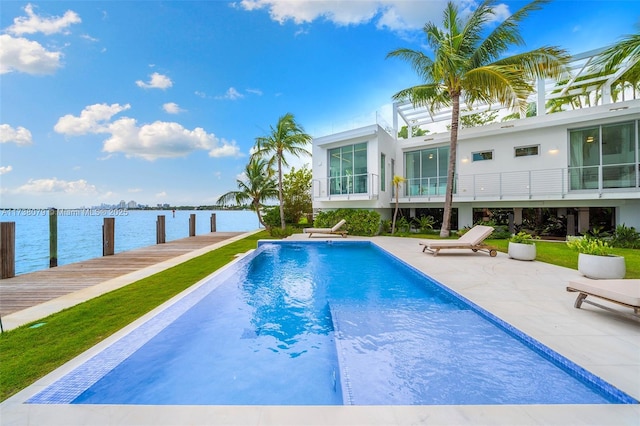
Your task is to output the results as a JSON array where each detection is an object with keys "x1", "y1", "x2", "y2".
[
  {"x1": 312, "y1": 173, "x2": 379, "y2": 200},
  {"x1": 312, "y1": 166, "x2": 639, "y2": 202}
]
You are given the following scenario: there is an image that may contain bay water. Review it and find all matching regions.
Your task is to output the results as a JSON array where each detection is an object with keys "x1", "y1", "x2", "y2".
[{"x1": 1, "y1": 209, "x2": 261, "y2": 276}]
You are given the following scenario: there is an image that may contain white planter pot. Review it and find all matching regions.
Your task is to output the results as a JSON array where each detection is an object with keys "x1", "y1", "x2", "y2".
[
  {"x1": 577, "y1": 253, "x2": 626, "y2": 279},
  {"x1": 508, "y1": 242, "x2": 536, "y2": 261}
]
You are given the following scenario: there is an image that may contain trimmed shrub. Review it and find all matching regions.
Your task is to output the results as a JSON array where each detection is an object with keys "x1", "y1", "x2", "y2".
[{"x1": 314, "y1": 209, "x2": 381, "y2": 236}]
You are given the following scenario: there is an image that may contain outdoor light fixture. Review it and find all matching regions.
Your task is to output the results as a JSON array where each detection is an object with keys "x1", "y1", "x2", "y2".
[
  {"x1": 549, "y1": 146, "x2": 559, "y2": 153},
  {"x1": 586, "y1": 136, "x2": 594, "y2": 143}
]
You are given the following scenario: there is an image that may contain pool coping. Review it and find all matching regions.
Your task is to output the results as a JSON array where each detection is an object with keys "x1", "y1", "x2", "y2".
[{"x1": 2, "y1": 235, "x2": 639, "y2": 425}]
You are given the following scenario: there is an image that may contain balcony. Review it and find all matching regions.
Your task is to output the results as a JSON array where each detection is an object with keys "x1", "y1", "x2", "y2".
[
  {"x1": 312, "y1": 173, "x2": 379, "y2": 201},
  {"x1": 400, "y1": 164, "x2": 640, "y2": 203}
]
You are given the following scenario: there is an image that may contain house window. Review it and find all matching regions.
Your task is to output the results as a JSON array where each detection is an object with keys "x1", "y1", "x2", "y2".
[
  {"x1": 569, "y1": 121, "x2": 638, "y2": 190},
  {"x1": 472, "y1": 150, "x2": 493, "y2": 162},
  {"x1": 380, "y1": 153, "x2": 386, "y2": 192},
  {"x1": 515, "y1": 145, "x2": 539, "y2": 157},
  {"x1": 404, "y1": 146, "x2": 449, "y2": 196},
  {"x1": 328, "y1": 142, "x2": 367, "y2": 195}
]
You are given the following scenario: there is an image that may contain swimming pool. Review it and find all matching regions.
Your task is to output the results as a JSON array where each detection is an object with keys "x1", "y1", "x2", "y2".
[{"x1": 28, "y1": 241, "x2": 637, "y2": 405}]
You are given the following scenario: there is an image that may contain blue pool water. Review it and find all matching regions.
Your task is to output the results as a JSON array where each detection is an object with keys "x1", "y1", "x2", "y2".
[{"x1": 29, "y1": 241, "x2": 637, "y2": 405}]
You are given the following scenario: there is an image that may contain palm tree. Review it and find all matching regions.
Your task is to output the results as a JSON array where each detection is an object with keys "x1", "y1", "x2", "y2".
[
  {"x1": 251, "y1": 113, "x2": 312, "y2": 229},
  {"x1": 387, "y1": 0, "x2": 569, "y2": 237},
  {"x1": 592, "y1": 22, "x2": 640, "y2": 100},
  {"x1": 216, "y1": 157, "x2": 278, "y2": 229},
  {"x1": 391, "y1": 175, "x2": 406, "y2": 234}
]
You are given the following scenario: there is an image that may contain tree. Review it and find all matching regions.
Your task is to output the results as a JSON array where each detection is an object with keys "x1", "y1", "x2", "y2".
[
  {"x1": 398, "y1": 124, "x2": 429, "y2": 139},
  {"x1": 251, "y1": 113, "x2": 312, "y2": 230},
  {"x1": 593, "y1": 22, "x2": 640, "y2": 99},
  {"x1": 387, "y1": 0, "x2": 569, "y2": 237},
  {"x1": 282, "y1": 166, "x2": 312, "y2": 224},
  {"x1": 215, "y1": 157, "x2": 278, "y2": 229},
  {"x1": 391, "y1": 175, "x2": 406, "y2": 234}
]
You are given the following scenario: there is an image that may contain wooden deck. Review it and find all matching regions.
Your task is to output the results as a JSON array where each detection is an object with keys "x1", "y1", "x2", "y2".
[{"x1": 0, "y1": 232, "x2": 245, "y2": 317}]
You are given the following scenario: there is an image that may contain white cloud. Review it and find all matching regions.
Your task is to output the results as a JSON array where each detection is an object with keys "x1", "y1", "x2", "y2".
[
  {"x1": 54, "y1": 103, "x2": 131, "y2": 135},
  {"x1": 156, "y1": 191, "x2": 168, "y2": 198},
  {"x1": 0, "y1": 34, "x2": 62, "y2": 75},
  {"x1": 55, "y1": 103, "x2": 243, "y2": 161},
  {"x1": 208, "y1": 139, "x2": 242, "y2": 158},
  {"x1": 246, "y1": 88, "x2": 263, "y2": 96},
  {"x1": 0, "y1": 166, "x2": 13, "y2": 175},
  {"x1": 216, "y1": 87, "x2": 244, "y2": 100},
  {"x1": 17, "y1": 177, "x2": 97, "y2": 194},
  {"x1": 0, "y1": 124, "x2": 33, "y2": 145},
  {"x1": 235, "y1": 1, "x2": 513, "y2": 34},
  {"x1": 104, "y1": 119, "x2": 239, "y2": 161},
  {"x1": 237, "y1": 0, "x2": 449, "y2": 30},
  {"x1": 7, "y1": 3, "x2": 81, "y2": 36},
  {"x1": 136, "y1": 72, "x2": 173, "y2": 90},
  {"x1": 163, "y1": 102, "x2": 184, "y2": 114}
]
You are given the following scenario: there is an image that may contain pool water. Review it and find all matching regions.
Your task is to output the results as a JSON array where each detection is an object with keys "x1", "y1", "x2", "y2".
[{"x1": 29, "y1": 241, "x2": 637, "y2": 405}]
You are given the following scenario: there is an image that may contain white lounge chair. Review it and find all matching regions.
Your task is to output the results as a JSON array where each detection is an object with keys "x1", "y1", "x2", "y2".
[
  {"x1": 567, "y1": 278, "x2": 640, "y2": 319},
  {"x1": 303, "y1": 219, "x2": 348, "y2": 238},
  {"x1": 419, "y1": 225, "x2": 497, "y2": 257}
]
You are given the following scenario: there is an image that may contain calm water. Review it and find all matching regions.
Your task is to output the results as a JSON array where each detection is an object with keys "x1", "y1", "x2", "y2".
[
  {"x1": 0, "y1": 209, "x2": 260, "y2": 275},
  {"x1": 29, "y1": 242, "x2": 636, "y2": 405}
]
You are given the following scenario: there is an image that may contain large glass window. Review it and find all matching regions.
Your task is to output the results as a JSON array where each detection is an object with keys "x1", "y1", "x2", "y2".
[
  {"x1": 328, "y1": 143, "x2": 368, "y2": 195},
  {"x1": 404, "y1": 146, "x2": 449, "y2": 196},
  {"x1": 569, "y1": 121, "x2": 638, "y2": 190},
  {"x1": 602, "y1": 122, "x2": 636, "y2": 188}
]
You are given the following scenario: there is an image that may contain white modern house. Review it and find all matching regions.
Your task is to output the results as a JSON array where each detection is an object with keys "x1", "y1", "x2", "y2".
[{"x1": 311, "y1": 48, "x2": 640, "y2": 233}]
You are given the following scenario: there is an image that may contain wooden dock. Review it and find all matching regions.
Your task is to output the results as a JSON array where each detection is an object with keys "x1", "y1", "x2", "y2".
[{"x1": 0, "y1": 232, "x2": 246, "y2": 318}]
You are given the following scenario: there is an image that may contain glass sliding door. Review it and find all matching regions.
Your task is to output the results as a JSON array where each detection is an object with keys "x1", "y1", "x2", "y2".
[
  {"x1": 602, "y1": 122, "x2": 636, "y2": 188},
  {"x1": 569, "y1": 127, "x2": 600, "y2": 190},
  {"x1": 327, "y1": 143, "x2": 368, "y2": 195},
  {"x1": 404, "y1": 146, "x2": 449, "y2": 196},
  {"x1": 569, "y1": 121, "x2": 639, "y2": 191}
]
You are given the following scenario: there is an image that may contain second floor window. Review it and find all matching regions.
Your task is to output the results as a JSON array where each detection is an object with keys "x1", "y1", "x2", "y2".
[{"x1": 328, "y1": 142, "x2": 368, "y2": 195}]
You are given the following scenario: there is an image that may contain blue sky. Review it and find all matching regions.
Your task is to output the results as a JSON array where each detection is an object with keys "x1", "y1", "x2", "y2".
[{"x1": 1, "y1": 0, "x2": 638, "y2": 208}]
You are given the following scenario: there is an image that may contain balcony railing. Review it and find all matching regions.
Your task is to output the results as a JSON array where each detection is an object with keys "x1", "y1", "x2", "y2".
[
  {"x1": 312, "y1": 173, "x2": 379, "y2": 200},
  {"x1": 312, "y1": 165, "x2": 639, "y2": 202},
  {"x1": 413, "y1": 164, "x2": 640, "y2": 201}
]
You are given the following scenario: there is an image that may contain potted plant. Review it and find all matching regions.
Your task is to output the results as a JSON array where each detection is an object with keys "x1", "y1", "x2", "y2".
[
  {"x1": 508, "y1": 232, "x2": 537, "y2": 261},
  {"x1": 566, "y1": 237, "x2": 626, "y2": 279}
]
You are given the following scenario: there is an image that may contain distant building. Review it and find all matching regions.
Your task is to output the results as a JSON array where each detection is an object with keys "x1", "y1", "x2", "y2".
[{"x1": 311, "y1": 48, "x2": 640, "y2": 233}]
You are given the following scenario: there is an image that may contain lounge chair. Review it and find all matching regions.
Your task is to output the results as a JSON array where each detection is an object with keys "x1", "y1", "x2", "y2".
[
  {"x1": 419, "y1": 225, "x2": 497, "y2": 257},
  {"x1": 566, "y1": 278, "x2": 640, "y2": 319},
  {"x1": 303, "y1": 219, "x2": 348, "y2": 238}
]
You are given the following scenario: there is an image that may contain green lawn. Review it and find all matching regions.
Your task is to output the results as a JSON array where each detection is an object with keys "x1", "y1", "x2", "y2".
[{"x1": 1, "y1": 231, "x2": 638, "y2": 402}]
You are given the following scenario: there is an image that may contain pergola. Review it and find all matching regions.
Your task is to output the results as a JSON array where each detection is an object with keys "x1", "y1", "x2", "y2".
[{"x1": 393, "y1": 47, "x2": 640, "y2": 134}]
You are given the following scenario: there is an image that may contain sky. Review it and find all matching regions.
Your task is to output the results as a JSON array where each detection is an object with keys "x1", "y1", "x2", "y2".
[{"x1": 1, "y1": 0, "x2": 639, "y2": 209}]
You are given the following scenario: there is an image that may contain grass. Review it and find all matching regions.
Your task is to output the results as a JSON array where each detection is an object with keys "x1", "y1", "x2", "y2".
[
  {"x1": 1, "y1": 230, "x2": 638, "y2": 402},
  {"x1": 0, "y1": 231, "x2": 273, "y2": 402},
  {"x1": 487, "y1": 239, "x2": 640, "y2": 278}
]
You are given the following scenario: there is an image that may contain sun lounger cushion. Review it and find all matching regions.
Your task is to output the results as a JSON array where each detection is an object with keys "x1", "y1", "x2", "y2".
[
  {"x1": 303, "y1": 219, "x2": 348, "y2": 237},
  {"x1": 567, "y1": 278, "x2": 640, "y2": 308}
]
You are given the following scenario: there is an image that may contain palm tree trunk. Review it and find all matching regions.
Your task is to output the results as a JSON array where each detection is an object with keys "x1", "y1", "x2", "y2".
[
  {"x1": 254, "y1": 200, "x2": 267, "y2": 229},
  {"x1": 277, "y1": 153, "x2": 285, "y2": 229},
  {"x1": 440, "y1": 91, "x2": 460, "y2": 238}
]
